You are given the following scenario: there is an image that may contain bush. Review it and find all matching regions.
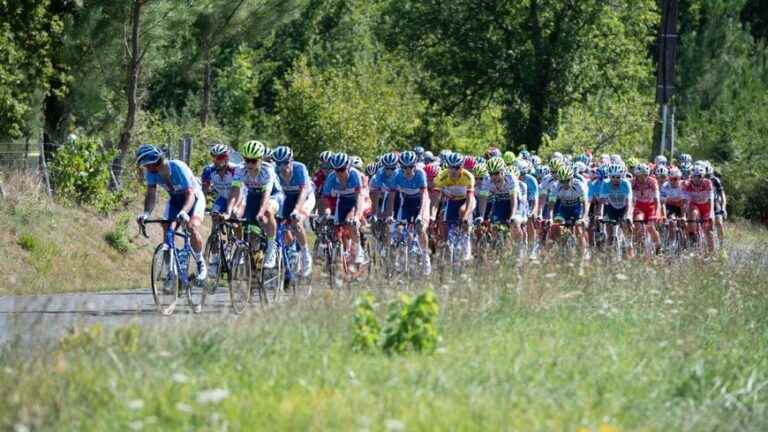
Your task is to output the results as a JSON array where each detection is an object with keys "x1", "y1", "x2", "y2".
[
  {"x1": 351, "y1": 292, "x2": 381, "y2": 353},
  {"x1": 49, "y1": 136, "x2": 115, "y2": 205},
  {"x1": 104, "y1": 213, "x2": 132, "y2": 255},
  {"x1": 382, "y1": 289, "x2": 441, "y2": 355},
  {"x1": 17, "y1": 232, "x2": 41, "y2": 252}
]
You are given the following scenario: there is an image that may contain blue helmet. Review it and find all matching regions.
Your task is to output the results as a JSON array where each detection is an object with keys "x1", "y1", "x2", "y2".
[
  {"x1": 381, "y1": 152, "x2": 399, "y2": 168},
  {"x1": 414, "y1": 146, "x2": 425, "y2": 156},
  {"x1": 329, "y1": 152, "x2": 350, "y2": 170},
  {"x1": 400, "y1": 151, "x2": 418, "y2": 167},
  {"x1": 272, "y1": 146, "x2": 293, "y2": 163},
  {"x1": 444, "y1": 152, "x2": 464, "y2": 168},
  {"x1": 135, "y1": 144, "x2": 162, "y2": 166}
]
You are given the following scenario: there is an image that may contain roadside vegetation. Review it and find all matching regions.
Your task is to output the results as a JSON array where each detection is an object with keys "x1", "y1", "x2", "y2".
[{"x1": 1, "y1": 224, "x2": 766, "y2": 431}]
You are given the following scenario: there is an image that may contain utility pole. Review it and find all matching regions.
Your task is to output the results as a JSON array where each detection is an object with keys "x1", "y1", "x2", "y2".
[{"x1": 654, "y1": 0, "x2": 679, "y2": 159}]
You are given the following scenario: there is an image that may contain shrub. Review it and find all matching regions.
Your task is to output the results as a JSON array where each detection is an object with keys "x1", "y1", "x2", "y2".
[
  {"x1": 351, "y1": 292, "x2": 381, "y2": 353},
  {"x1": 381, "y1": 289, "x2": 440, "y2": 355},
  {"x1": 17, "y1": 233, "x2": 40, "y2": 252},
  {"x1": 104, "y1": 213, "x2": 132, "y2": 255},
  {"x1": 49, "y1": 136, "x2": 115, "y2": 205}
]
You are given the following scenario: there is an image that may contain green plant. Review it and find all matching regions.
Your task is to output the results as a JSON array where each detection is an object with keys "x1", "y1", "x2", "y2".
[
  {"x1": 114, "y1": 324, "x2": 141, "y2": 354},
  {"x1": 59, "y1": 324, "x2": 105, "y2": 352},
  {"x1": 351, "y1": 292, "x2": 381, "y2": 353},
  {"x1": 104, "y1": 213, "x2": 132, "y2": 255},
  {"x1": 49, "y1": 136, "x2": 116, "y2": 205},
  {"x1": 382, "y1": 288, "x2": 440, "y2": 355},
  {"x1": 17, "y1": 233, "x2": 41, "y2": 252}
]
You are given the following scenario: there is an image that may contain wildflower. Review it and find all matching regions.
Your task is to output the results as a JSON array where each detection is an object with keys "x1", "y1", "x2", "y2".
[{"x1": 196, "y1": 388, "x2": 230, "y2": 404}]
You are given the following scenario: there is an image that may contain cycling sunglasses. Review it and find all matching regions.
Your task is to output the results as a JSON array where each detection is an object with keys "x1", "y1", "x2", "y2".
[
  {"x1": 212, "y1": 154, "x2": 228, "y2": 161},
  {"x1": 244, "y1": 158, "x2": 261, "y2": 164},
  {"x1": 334, "y1": 167, "x2": 347, "y2": 173}
]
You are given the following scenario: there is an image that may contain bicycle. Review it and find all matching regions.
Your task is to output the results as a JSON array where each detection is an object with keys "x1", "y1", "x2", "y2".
[
  {"x1": 598, "y1": 218, "x2": 630, "y2": 261},
  {"x1": 435, "y1": 220, "x2": 468, "y2": 283},
  {"x1": 202, "y1": 212, "x2": 239, "y2": 302},
  {"x1": 277, "y1": 217, "x2": 310, "y2": 298},
  {"x1": 139, "y1": 219, "x2": 206, "y2": 315},
  {"x1": 391, "y1": 219, "x2": 426, "y2": 281},
  {"x1": 227, "y1": 218, "x2": 284, "y2": 313},
  {"x1": 633, "y1": 219, "x2": 656, "y2": 259}
]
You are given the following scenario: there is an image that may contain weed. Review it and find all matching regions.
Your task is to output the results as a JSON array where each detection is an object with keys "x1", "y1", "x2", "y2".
[
  {"x1": 351, "y1": 292, "x2": 381, "y2": 353},
  {"x1": 17, "y1": 233, "x2": 40, "y2": 252},
  {"x1": 105, "y1": 213, "x2": 133, "y2": 254}
]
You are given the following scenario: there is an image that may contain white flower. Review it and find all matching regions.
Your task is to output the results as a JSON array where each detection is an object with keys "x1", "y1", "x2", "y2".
[
  {"x1": 127, "y1": 399, "x2": 144, "y2": 410},
  {"x1": 172, "y1": 372, "x2": 189, "y2": 384},
  {"x1": 196, "y1": 388, "x2": 230, "y2": 404},
  {"x1": 544, "y1": 273, "x2": 557, "y2": 279},
  {"x1": 615, "y1": 273, "x2": 628, "y2": 281},
  {"x1": 176, "y1": 402, "x2": 193, "y2": 413},
  {"x1": 128, "y1": 420, "x2": 143, "y2": 431},
  {"x1": 385, "y1": 419, "x2": 406, "y2": 432}
]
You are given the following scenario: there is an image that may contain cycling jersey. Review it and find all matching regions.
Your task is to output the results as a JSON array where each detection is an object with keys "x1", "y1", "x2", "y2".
[
  {"x1": 323, "y1": 169, "x2": 363, "y2": 223},
  {"x1": 370, "y1": 169, "x2": 399, "y2": 194},
  {"x1": 683, "y1": 178, "x2": 714, "y2": 205},
  {"x1": 588, "y1": 179, "x2": 604, "y2": 202},
  {"x1": 144, "y1": 159, "x2": 206, "y2": 220},
  {"x1": 660, "y1": 181, "x2": 686, "y2": 207},
  {"x1": 277, "y1": 161, "x2": 311, "y2": 196},
  {"x1": 522, "y1": 174, "x2": 539, "y2": 206},
  {"x1": 392, "y1": 168, "x2": 427, "y2": 197},
  {"x1": 201, "y1": 162, "x2": 238, "y2": 199},
  {"x1": 475, "y1": 175, "x2": 490, "y2": 199},
  {"x1": 548, "y1": 179, "x2": 588, "y2": 206},
  {"x1": 632, "y1": 177, "x2": 659, "y2": 204},
  {"x1": 599, "y1": 179, "x2": 632, "y2": 209},
  {"x1": 481, "y1": 174, "x2": 519, "y2": 198},
  {"x1": 434, "y1": 169, "x2": 475, "y2": 200}
]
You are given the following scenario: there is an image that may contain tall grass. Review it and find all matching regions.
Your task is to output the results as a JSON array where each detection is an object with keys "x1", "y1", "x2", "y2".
[{"x1": 2, "y1": 224, "x2": 767, "y2": 431}]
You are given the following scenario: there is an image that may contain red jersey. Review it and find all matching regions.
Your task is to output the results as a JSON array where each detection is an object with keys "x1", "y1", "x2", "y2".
[
  {"x1": 631, "y1": 177, "x2": 659, "y2": 204},
  {"x1": 683, "y1": 178, "x2": 713, "y2": 204}
]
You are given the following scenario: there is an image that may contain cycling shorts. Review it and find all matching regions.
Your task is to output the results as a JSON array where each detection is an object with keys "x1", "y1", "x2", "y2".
[
  {"x1": 691, "y1": 202, "x2": 712, "y2": 221},
  {"x1": 165, "y1": 190, "x2": 206, "y2": 221},
  {"x1": 444, "y1": 199, "x2": 467, "y2": 223},
  {"x1": 490, "y1": 198, "x2": 512, "y2": 223},
  {"x1": 633, "y1": 202, "x2": 658, "y2": 221},
  {"x1": 554, "y1": 201, "x2": 582, "y2": 223},
  {"x1": 398, "y1": 194, "x2": 423, "y2": 222},
  {"x1": 605, "y1": 204, "x2": 628, "y2": 222},
  {"x1": 244, "y1": 191, "x2": 284, "y2": 222},
  {"x1": 281, "y1": 192, "x2": 315, "y2": 220},
  {"x1": 666, "y1": 204, "x2": 684, "y2": 218},
  {"x1": 334, "y1": 195, "x2": 358, "y2": 225}
]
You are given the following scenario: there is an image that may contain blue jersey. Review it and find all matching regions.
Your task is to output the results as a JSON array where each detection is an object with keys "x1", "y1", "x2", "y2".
[
  {"x1": 201, "y1": 162, "x2": 238, "y2": 199},
  {"x1": 588, "y1": 179, "x2": 605, "y2": 201},
  {"x1": 392, "y1": 169, "x2": 427, "y2": 197},
  {"x1": 276, "y1": 161, "x2": 311, "y2": 196},
  {"x1": 322, "y1": 169, "x2": 362, "y2": 198},
  {"x1": 599, "y1": 179, "x2": 633, "y2": 209},
  {"x1": 370, "y1": 169, "x2": 398, "y2": 193},
  {"x1": 522, "y1": 174, "x2": 539, "y2": 203},
  {"x1": 145, "y1": 160, "x2": 201, "y2": 196}
]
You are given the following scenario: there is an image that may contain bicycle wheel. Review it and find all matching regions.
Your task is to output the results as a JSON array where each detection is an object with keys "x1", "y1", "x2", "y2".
[
  {"x1": 261, "y1": 248, "x2": 284, "y2": 304},
  {"x1": 183, "y1": 249, "x2": 206, "y2": 313},
  {"x1": 203, "y1": 234, "x2": 227, "y2": 295},
  {"x1": 228, "y1": 244, "x2": 252, "y2": 314},
  {"x1": 150, "y1": 244, "x2": 179, "y2": 315}
]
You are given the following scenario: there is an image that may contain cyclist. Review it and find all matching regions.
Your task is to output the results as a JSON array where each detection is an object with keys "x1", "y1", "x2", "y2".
[
  {"x1": 222, "y1": 140, "x2": 283, "y2": 268},
  {"x1": 597, "y1": 163, "x2": 634, "y2": 256},
  {"x1": 320, "y1": 152, "x2": 367, "y2": 264},
  {"x1": 272, "y1": 146, "x2": 315, "y2": 276},
  {"x1": 473, "y1": 162, "x2": 491, "y2": 225},
  {"x1": 201, "y1": 144, "x2": 243, "y2": 218},
  {"x1": 312, "y1": 150, "x2": 334, "y2": 202},
  {"x1": 516, "y1": 159, "x2": 540, "y2": 253},
  {"x1": 484, "y1": 157, "x2": 521, "y2": 240},
  {"x1": 631, "y1": 163, "x2": 661, "y2": 253},
  {"x1": 545, "y1": 164, "x2": 589, "y2": 257},
  {"x1": 683, "y1": 164, "x2": 716, "y2": 252},
  {"x1": 390, "y1": 150, "x2": 431, "y2": 275},
  {"x1": 431, "y1": 152, "x2": 476, "y2": 261},
  {"x1": 705, "y1": 162, "x2": 727, "y2": 241},
  {"x1": 135, "y1": 144, "x2": 208, "y2": 280},
  {"x1": 371, "y1": 152, "x2": 400, "y2": 220}
]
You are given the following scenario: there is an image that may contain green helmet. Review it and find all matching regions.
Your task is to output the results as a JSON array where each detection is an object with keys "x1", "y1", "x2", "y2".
[
  {"x1": 473, "y1": 162, "x2": 488, "y2": 179},
  {"x1": 486, "y1": 157, "x2": 506, "y2": 175},
  {"x1": 626, "y1": 156, "x2": 641, "y2": 170},
  {"x1": 502, "y1": 151, "x2": 516, "y2": 165},
  {"x1": 549, "y1": 157, "x2": 565, "y2": 171},
  {"x1": 507, "y1": 164, "x2": 520, "y2": 179},
  {"x1": 556, "y1": 164, "x2": 573, "y2": 181},
  {"x1": 241, "y1": 140, "x2": 266, "y2": 159}
]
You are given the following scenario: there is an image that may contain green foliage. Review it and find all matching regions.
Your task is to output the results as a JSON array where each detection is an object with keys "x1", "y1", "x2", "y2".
[
  {"x1": 351, "y1": 292, "x2": 381, "y2": 353},
  {"x1": 278, "y1": 56, "x2": 426, "y2": 163},
  {"x1": 16, "y1": 232, "x2": 60, "y2": 275},
  {"x1": 114, "y1": 324, "x2": 142, "y2": 354},
  {"x1": 541, "y1": 90, "x2": 657, "y2": 158},
  {"x1": 105, "y1": 214, "x2": 133, "y2": 255},
  {"x1": 59, "y1": 324, "x2": 105, "y2": 352},
  {"x1": 49, "y1": 136, "x2": 115, "y2": 205},
  {"x1": 381, "y1": 289, "x2": 440, "y2": 355}
]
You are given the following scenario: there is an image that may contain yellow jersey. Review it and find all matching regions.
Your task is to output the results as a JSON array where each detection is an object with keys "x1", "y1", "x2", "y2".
[{"x1": 434, "y1": 169, "x2": 475, "y2": 200}]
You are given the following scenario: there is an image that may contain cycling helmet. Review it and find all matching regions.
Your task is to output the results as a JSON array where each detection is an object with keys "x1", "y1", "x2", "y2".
[
  {"x1": 556, "y1": 164, "x2": 573, "y2": 181},
  {"x1": 473, "y1": 163, "x2": 488, "y2": 179},
  {"x1": 552, "y1": 151, "x2": 564, "y2": 160},
  {"x1": 414, "y1": 146, "x2": 425, "y2": 156},
  {"x1": 381, "y1": 152, "x2": 399, "y2": 169},
  {"x1": 263, "y1": 147, "x2": 274, "y2": 162},
  {"x1": 242, "y1": 140, "x2": 266, "y2": 159},
  {"x1": 574, "y1": 153, "x2": 590, "y2": 165},
  {"x1": 272, "y1": 146, "x2": 293, "y2": 163},
  {"x1": 423, "y1": 151, "x2": 435, "y2": 163},
  {"x1": 519, "y1": 150, "x2": 531, "y2": 161},
  {"x1": 535, "y1": 165, "x2": 551, "y2": 178},
  {"x1": 595, "y1": 165, "x2": 608, "y2": 179},
  {"x1": 424, "y1": 162, "x2": 440, "y2": 180},
  {"x1": 329, "y1": 152, "x2": 349, "y2": 170},
  {"x1": 320, "y1": 150, "x2": 334, "y2": 163},
  {"x1": 485, "y1": 147, "x2": 502, "y2": 159},
  {"x1": 680, "y1": 163, "x2": 692, "y2": 177},
  {"x1": 507, "y1": 164, "x2": 520, "y2": 179},
  {"x1": 514, "y1": 159, "x2": 530, "y2": 176},
  {"x1": 502, "y1": 151, "x2": 515, "y2": 166},
  {"x1": 462, "y1": 155, "x2": 477, "y2": 171},
  {"x1": 445, "y1": 152, "x2": 464, "y2": 168},
  {"x1": 654, "y1": 155, "x2": 668, "y2": 166},
  {"x1": 400, "y1": 151, "x2": 417, "y2": 167},
  {"x1": 634, "y1": 163, "x2": 650, "y2": 176},
  {"x1": 549, "y1": 157, "x2": 565, "y2": 171},
  {"x1": 607, "y1": 163, "x2": 624, "y2": 178},
  {"x1": 486, "y1": 157, "x2": 506, "y2": 175},
  {"x1": 350, "y1": 155, "x2": 363, "y2": 170},
  {"x1": 610, "y1": 154, "x2": 623, "y2": 164},
  {"x1": 135, "y1": 144, "x2": 163, "y2": 166},
  {"x1": 209, "y1": 143, "x2": 229, "y2": 157},
  {"x1": 691, "y1": 164, "x2": 705, "y2": 177},
  {"x1": 655, "y1": 165, "x2": 668, "y2": 177},
  {"x1": 365, "y1": 162, "x2": 378, "y2": 177},
  {"x1": 668, "y1": 167, "x2": 682, "y2": 178},
  {"x1": 530, "y1": 155, "x2": 542, "y2": 167},
  {"x1": 679, "y1": 153, "x2": 693, "y2": 165}
]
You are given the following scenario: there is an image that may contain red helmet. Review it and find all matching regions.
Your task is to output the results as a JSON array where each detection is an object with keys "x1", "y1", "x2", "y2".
[
  {"x1": 424, "y1": 162, "x2": 440, "y2": 180},
  {"x1": 463, "y1": 156, "x2": 477, "y2": 170}
]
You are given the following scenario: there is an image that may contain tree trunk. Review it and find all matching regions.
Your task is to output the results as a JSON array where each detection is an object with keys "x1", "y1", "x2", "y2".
[
  {"x1": 525, "y1": 0, "x2": 547, "y2": 153},
  {"x1": 112, "y1": 0, "x2": 144, "y2": 188},
  {"x1": 200, "y1": 54, "x2": 211, "y2": 127}
]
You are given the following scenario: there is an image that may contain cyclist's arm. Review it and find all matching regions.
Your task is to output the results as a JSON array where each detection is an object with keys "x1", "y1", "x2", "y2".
[
  {"x1": 384, "y1": 190, "x2": 396, "y2": 219},
  {"x1": 510, "y1": 192, "x2": 518, "y2": 223},
  {"x1": 224, "y1": 185, "x2": 241, "y2": 216},
  {"x1": 295, "y1": 184, "x2": 309, "y2": 215},
  {"x1": 143, "y1": 185, "x2": 158, "y2": 215},
  {"x1": 476, "y1": 194, "x2": 487, "y2": 219},
  {"x1": 465, "y1": 189, "x2": 476, "y2": 222},
  {"x1": 430, "y1": 190, "x2": 442, "y2": 221},
  {"x1": 354, "y1": 188, "x2": 365, "y2": 222},
  {"x1": 256, "y1": 184, "x2": 271, "y2": 218}
]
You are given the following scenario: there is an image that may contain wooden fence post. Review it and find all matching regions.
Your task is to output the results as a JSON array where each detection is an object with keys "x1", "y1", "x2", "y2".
[{"x1": 39, "y1": 140, "x2": 53, "y2": 199}]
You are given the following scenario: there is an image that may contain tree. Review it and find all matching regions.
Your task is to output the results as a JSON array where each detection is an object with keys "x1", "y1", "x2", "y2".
[{"x1": 380, "y1": 0, "x2": 658, "y2": 152}]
